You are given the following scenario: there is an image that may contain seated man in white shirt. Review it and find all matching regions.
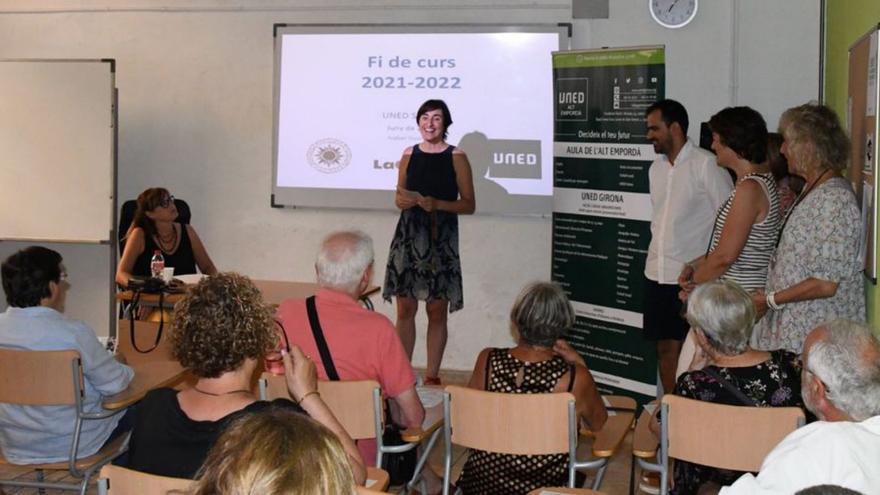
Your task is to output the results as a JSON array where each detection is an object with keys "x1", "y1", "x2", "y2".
[
  {"x1": 721, "y1": 319, "x2": 880, "y2": 494},
  {"x1": 0, "y1": 246, "x2": 134, "y2": 463}
]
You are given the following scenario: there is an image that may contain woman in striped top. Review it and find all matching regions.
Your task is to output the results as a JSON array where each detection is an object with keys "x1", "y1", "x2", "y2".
[{"x1": 678, "y1": 106, "x2": 780, "y2": 295}]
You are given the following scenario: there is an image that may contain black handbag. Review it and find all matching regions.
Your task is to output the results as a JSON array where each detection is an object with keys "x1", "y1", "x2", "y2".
[
  {"x1": 305, "y1": 296, "x2": 417, "y2": 485},
  {"x1": 126, "y1": 276, "x2": 170, "y2": 353}
]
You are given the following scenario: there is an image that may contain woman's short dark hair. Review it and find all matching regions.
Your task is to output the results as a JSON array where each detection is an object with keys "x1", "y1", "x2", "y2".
[
  {"x1": 510, "y1": 281, "x2": 575, "y2": 347},
  {"x1": 709, "y1": 106, "x2": 768, "y2": 164},
  {"x1": 131, "y1": 187, "x2": 171, "y2": 238},
  {"x1": 172, "y1": 272, "x2": 276, "y2": 378},
  {"x1": 1, "y1": 246, "x2": 62, "y2": 308},
  {"x1": 416, "y1": 99, "x2": 453, "y2": 139}
]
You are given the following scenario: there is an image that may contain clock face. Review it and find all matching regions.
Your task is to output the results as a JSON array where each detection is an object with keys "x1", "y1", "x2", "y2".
[{"x1": 649, "y1": 0, "x2": 698, "y2": 29}]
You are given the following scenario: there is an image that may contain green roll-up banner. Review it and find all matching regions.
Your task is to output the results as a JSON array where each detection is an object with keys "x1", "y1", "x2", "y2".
[{"x1": 551, "y1": 46, "x2": 665, "y2": 404}]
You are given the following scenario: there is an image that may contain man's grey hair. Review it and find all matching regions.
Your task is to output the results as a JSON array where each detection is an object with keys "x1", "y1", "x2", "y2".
[
  {"x1": 808, "y1": 319, "x2": 880, "y2": 421},
  {"x1": 315, "y1": 231, "x2": 374, "y2": 294},
  {"x1": 685, "y1": 279, "x2": 755, "y2": 355}
]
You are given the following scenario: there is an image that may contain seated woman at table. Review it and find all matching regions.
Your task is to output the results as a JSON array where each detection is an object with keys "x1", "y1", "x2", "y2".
[
  {"x1": 115, "y1": 187, "x2": 217, "y2": 287},
  {"x1": 456, "y1": 281, "x2": 607, "y2": 494},
  {"x1": 191, "y1": 409, "x2": 356, "y2": 495},
  {"x1": 123, "y1": 272, "x2": 365, "y2": 483},
  {"x1": 667, "y1": 279, "x2": 802, "y2": 494}
]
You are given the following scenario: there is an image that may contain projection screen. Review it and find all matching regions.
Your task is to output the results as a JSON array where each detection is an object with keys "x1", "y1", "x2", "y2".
[{"x1": 271, "y1": 24, "x2": 570, "y2": 215}]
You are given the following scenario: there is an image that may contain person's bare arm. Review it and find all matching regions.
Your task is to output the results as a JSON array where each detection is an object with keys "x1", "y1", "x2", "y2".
[
  {"x1": 752, "y1": 277, "x2": 839, "y2": 320},
  {"x1": 467, "y1": 348, "x2": 492, "y2": 390},
  {"x1": 282, "y1": 347, "x2": 366, "y2": 485},
  {"x1": 389, "y1": 386, "x2": 426, "y2": 428},
  {"x1": 417, "y1": 150, "x2": 476, "y2": 214},
  {"x1": 185, "y1": 225, "x2": 218, "y2": 275},
  {"x1": 692, "y1": 180, "x2": 765, "y2": 284},
  {"x1": 116, "y1": 227, "x2": 146, "y2": 287},
  {"x1": 553, "y1": 339, "x2": 606, "y2": 430},
  {"x1": 394, "y1": 150, "x2": 417, "y2": 210}
]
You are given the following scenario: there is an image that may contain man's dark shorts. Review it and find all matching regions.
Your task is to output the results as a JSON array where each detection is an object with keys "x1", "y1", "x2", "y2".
[{"x1": 643, "y1": 276, "x2": 689, "y2": 341}]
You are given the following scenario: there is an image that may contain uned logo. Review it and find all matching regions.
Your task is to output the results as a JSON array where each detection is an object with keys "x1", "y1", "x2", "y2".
[
  {"x1": 555, "y1": 77, "x2": 589, "y2": 121},
  {"x1": 487, "y1": 139, "x2": 541, "y2": 179},
  {"x1": 306, "y1": 138, "x2": 351, "y2": 174}
]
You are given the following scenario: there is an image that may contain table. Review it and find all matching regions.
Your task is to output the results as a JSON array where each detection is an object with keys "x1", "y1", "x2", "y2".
[
  {"x1": 117, "y1": 280, "x2": 380, "y2": 309},
  {"x1": 102, "y1": 361, "x2": 187, "y2": 410}
]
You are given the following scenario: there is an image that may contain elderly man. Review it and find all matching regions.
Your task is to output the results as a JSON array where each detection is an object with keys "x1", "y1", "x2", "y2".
[
  {"x1": 721, "y1": 319, "x2": 880, "y2": 493},
  {"x1": 276, "y1": 230, "x2": 425, "y2": 465},
  {"x1": 0, "y1": 246, "x2": 133, "y2": 463}
]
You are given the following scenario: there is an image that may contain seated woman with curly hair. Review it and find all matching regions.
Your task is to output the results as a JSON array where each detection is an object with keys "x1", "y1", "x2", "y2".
[{"x1": 123, "y1": 272, "x2": 365, "y2": 483}]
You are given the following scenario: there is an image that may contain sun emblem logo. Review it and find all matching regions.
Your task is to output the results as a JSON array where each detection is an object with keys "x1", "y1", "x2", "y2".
[{"x1": 306, "y1": 138, "x2": 352, "y2": 174}]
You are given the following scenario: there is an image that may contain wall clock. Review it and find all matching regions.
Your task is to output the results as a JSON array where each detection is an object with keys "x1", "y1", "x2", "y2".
[{"x1": 649, "y1": 0, "x2": 698, "y2": 29}]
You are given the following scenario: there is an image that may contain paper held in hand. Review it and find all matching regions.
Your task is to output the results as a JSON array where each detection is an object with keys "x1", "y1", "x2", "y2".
[{"x1": 397, "y1": 187, "x2": 424, "y2": 200}]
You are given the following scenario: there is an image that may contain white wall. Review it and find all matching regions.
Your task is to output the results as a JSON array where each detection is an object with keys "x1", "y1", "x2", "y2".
[{"x1": 0, "y1": 0, "x2": 820, "y2": 370}]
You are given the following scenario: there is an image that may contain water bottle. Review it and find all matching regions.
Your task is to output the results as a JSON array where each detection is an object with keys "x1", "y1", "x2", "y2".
[{"x1": 150, "y1": 250, "x2": 165, "y2": 279}]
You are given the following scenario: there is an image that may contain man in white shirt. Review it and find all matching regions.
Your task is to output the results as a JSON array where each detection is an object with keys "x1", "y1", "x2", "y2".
[
  {"x1": 722, "y1": 319, "x2": 880, "y2": 494},
  {"x1": 643, "y1": 99, "x2": 732, "y2": 393}
]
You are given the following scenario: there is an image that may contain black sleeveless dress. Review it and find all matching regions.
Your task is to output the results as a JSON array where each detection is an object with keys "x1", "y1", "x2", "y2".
[
  {"x1": 383, "y1": 144, "x2": 463, "y2": 311},
  {"x1": 456, "y1": 349, "x2": 575, "y2": 494},
  {"x1": 132, "y1": 224, "x2": 198, "y2": 277}
]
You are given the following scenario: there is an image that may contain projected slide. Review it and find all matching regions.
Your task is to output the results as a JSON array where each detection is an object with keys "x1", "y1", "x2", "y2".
[{"x1": 272, "y1": 25, "x2": 568, "y2": 214}]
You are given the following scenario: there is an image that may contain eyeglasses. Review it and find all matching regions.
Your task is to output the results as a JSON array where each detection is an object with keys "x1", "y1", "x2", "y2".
[{"x1": 158, "y1": 195, "x2": 175, "y2": 208}]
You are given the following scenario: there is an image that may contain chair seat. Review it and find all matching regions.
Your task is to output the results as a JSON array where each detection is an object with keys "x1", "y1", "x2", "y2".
[
  {"x1": 527, "y1": 487, "x2": 604, "y2": 494},
  {"x1": 366, "y1": 466, "x2": 390, "y2": 491},
  {"x1": 0, "y1": 434, "x2": 127, "y2": 472}
]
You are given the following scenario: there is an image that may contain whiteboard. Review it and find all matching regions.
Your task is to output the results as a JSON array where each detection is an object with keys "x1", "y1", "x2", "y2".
[{"x1": 0, "y1": 60, "x2": 115, "y2": 243}]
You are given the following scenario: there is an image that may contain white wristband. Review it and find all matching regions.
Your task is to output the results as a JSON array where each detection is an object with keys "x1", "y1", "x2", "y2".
[{"x1": 766, "y1": 291, "x2": 782, "y2": 311}]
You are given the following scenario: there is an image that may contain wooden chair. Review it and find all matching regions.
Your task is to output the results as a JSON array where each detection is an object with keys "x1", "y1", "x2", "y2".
[
  {"x1": 0, "y1": 349, "x2": 129, "y2": 495},
  {"x1": 527, "y1": 488, "x2": 605, "y2": 494},
  {"x1": 441, "y1": 386, "x2": 635, "y2": 495},
  {"x1": 258, "y1": 374, "x2": 391, "y2": 491},
  {"x1": 115, "y1": 319, "x2": 176, "y2": 365},
  {"x1": 357, "y1": 485, "x2": 392, "y2": 494},
  {"x1": 96, "y1": 464, "x2": 191, "y2": 494},
  {"x1": 642, "y1": 394, "x2": 805, "y2": 495}
]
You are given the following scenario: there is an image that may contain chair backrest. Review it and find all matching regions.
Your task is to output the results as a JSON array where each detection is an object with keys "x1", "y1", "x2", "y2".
[
  {"x1": 260, "y1": 373, "x2": 382, "y2": 440},
  {"x1": 98, "y1": 464, "x2": 192, "y2": 494},
  {"x1": 445, "y1": 385, "x2": 574, "y2": 455},
  {"x1": 0, "y1": 349, "x2": 80, "y2": 405},
  {"x1": 357, "y1": 486, "x2": 390, "y2": 495},
  {"x1": 662, "y1": 394, "x2": 805, "y2": 472},
  {"x1": 118, "y1": 198, "x2": 191, "y2": 255},
  {"x1": 115, "y1": 319, "x2": 176, "y2": 365}
]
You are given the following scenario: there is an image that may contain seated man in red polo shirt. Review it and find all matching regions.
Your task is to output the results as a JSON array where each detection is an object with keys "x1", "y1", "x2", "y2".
[{"x1": 276, "y1": 230, "x2": 425, "y2": 465}]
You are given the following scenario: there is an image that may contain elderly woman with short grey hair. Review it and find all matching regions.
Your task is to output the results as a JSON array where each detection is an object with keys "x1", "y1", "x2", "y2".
[
  {"x1": 669, "y1": 279, "x2": 804, "y2": 494},
  {"x1": 456, "y1": 281, "x2": 607, "y2": 493}
]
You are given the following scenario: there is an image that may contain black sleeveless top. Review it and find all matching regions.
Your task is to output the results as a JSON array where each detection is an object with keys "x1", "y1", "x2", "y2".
[
  {"x1": 405, "y1": 144, "x2": 458, "y2": 201},
  {"x1": 132, "y1": 224, "x2": 197, "y2": 277}
]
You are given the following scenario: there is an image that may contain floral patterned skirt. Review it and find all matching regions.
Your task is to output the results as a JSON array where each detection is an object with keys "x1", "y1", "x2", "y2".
[{"x1": 383, "y1": 208, "x2": 463, "y2": 312}]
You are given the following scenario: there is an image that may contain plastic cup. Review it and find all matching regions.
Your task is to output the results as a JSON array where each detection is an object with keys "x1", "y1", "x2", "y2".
[
  {"x1": 264, "y1": 351, "x2": 285, "y2": 376},
  {"x1": 161, "y1": 267, "x2": 175, "y2": 283}
]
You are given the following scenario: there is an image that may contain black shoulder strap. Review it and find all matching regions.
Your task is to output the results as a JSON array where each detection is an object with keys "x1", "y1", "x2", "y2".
[
  {"x1": 701, "y1": 367, "x2": 759, "y2": 406},
  {"x1": 306, "y1": 296, "x2": 339, "y2": 381},
  {"x1": 128, "y1": 290, "x2": 164, "y2": 354},
  {"x1": 566, "y1": 363, "x2": 576, "y2": 392}
]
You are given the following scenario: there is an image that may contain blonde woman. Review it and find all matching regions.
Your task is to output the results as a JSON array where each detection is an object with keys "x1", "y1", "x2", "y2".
[{"x1": 191, "y1": 408, "x2": 356, "y2": 495}]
